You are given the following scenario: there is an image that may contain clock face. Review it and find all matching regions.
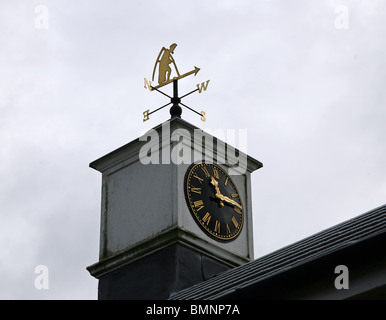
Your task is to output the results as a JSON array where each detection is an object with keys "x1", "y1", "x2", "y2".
[{"x1": 184, "y1": 162, "x2": 244, "y2": 242}]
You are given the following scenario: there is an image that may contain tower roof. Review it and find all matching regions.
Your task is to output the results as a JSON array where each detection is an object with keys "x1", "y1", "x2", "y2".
[{"x1": 90, "y1": 117, "x2": 262, "y2": 173}]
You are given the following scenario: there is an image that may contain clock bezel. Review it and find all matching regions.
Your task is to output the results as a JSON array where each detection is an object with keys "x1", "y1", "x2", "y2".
[{"x1": 184, "y1": 161, "x2": 244, "y2": 242}]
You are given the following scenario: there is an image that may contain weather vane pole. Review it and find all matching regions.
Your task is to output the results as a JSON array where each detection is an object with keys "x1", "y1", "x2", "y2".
[{"x1": 143, "y1": 43, "x2": 210, "y2": 122}]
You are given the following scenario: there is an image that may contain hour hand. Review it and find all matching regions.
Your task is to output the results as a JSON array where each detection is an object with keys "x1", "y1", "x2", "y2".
[
  {"x1": 210, "y1": 176, "x2": 224, "y2": 207},
  {"x1": 210, "y1": 176, "x2": 220, "y2": 194}
]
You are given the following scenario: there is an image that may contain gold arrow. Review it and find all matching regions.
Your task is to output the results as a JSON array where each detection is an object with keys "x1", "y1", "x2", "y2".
[{"x1": 151, "y1": 66, "x2": 200, "y2": 91}]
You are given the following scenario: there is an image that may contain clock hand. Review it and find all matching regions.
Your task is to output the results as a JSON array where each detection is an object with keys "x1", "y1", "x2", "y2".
[
  {"x1": 210, "y1": 176, "x2": 221, "y2": 194},
  {"x1": 215, "y1": 194, "x2": 242, "y2": 210},
  {"x1": 210, "y1": 176, "x2": 241, "y2": 210},
  {"x1": 210, "y1": 176, "x2": 224, "y2": 207}
]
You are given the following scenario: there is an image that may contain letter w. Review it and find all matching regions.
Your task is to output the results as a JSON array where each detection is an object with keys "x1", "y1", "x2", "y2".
[{"x1": 197, "y1": 80, "x2": 210, "y2": 93}]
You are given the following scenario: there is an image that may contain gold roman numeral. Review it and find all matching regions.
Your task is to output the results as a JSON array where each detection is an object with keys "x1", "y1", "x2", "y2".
[
  {"x1": 190, "y1": 187, "x2": 201, "y2": 194},
  {"x1": 202, "y1": 212, "x2": 211, "y2": 225},
  {"x1": 194, "y1": 200, "x2": 204, "y2": 212},
  {"x1": 201, "y1": 166, "x2": 210, "y2": 178},
  {"x1": 214, "y1": 220, "x2": 220, "y2": 233},
  {"x1": 231, "y1": 193, "x2": 238, "y2": 198},
  {"x1": 226, "y1": 223, "x2": 231, "y2": 234},
  {"x1": 224, "y1": 177, "x2": 228, "y2": 186},
  {"x1": 193, "y1": 174, "x2": 203, "y2": 184},
  {"x1": 234, "y1": 206, "x2": 242, "y2": 214},
  {"x1": 213, "y1": 167, "x2": 219, "y2": 179},
  {"x1": 231, "y1": 216, "x2": 239, "y2": 228}
]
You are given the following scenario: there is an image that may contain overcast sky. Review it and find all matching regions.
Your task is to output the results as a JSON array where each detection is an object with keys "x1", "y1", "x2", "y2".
[{"x1": 1, "y1": 0, "x2": 385, "y2": 299}]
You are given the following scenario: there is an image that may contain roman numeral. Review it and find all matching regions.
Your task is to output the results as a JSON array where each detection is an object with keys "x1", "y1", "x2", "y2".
[
  {"x1": 224, "y1": 177, "x2": 228, "y2": 186},
  {"x1": 190, "y1": 187, "x2": 201, "y2": 194},
  {"x1": 193, "y1": 174, "x2": 203, "y2": 184},
  {"x1": 214, "y1": 220, "x2": 220, "y2": 233},
  {"x1": 231, "y1": 193, "x2": 238, "y2": 198},
  {"x1": 212, "y1": 167, "x2": 219, "y2": 179},
  {"x1": 234, "y1": 206, "x2": 242, "y2": 214},
  {"x1": 197, "y1": 80, "x2": 210, "y2": 93},
  {"x1": 201, "y1": 166, "x2": 210, "y2": 178},
  {"x1": 226, "y1": 223, "x2": 231, "y2": 234},
  {"x1": 202, "y1": 212, "x2": 211, "y2": 225},
  {"x1": 231, "y1": 216, "x2": 239, "y2": 228},
  {"x1": 194, "y1": 200, "x2": 204, "y2": 212}
]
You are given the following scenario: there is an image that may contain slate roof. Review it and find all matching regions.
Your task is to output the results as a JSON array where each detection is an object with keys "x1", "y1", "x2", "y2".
[{"x1": 170, "y1": 203, "x2": 386, "y2": 300}]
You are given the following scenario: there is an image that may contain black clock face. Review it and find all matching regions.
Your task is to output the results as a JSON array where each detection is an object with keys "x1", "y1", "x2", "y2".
[{"x1": 184, "y1": 162, "x2": 244, "y2": 242}]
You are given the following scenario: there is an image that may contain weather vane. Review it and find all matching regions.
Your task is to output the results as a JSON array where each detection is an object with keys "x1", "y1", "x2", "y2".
[{"x1": 143, "y1": 43, "x2": 210, "y2": 122}]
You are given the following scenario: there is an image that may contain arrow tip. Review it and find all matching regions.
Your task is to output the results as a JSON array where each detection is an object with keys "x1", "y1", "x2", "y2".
[{"x1": 194, "y1": 66, "x2": 200, "y2": 75}]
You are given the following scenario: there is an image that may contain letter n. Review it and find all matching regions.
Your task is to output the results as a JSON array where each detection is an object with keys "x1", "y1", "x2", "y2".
[{"x1": 144, "y1": 78, "x2": 153, "y2": 91}]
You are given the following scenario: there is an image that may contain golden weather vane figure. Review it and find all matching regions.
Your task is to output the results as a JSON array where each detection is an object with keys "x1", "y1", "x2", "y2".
[
  {"x1": 143, "y1": 43, "x2": 210, "y2": 122},
  {"x1": 153, "y1": 43, "x2": 180, "y2": 85}
]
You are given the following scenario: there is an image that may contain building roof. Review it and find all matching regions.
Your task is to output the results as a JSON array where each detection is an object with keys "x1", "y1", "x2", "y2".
[{"x1": 170, "y1": 203, "x2": 386, "y2": 300}]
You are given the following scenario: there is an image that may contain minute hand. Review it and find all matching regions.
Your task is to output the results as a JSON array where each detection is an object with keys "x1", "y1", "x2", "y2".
[{"x1": 215, "y1": 194, "x2": 242, "y2": 210}]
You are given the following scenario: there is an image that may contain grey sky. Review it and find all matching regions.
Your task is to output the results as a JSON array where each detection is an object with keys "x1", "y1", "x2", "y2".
[{"x1": 0, "y1": 1, "x2": 385, "y2": 299}]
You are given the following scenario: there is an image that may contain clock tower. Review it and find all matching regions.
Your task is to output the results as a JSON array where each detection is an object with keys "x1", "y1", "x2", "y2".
[{"x1": 86, "y1": 44, "x2": 263, "y2": 299}]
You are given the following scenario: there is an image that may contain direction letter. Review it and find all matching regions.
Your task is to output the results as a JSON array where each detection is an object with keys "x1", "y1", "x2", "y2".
[
  {"x1": 197, "y1": 80, "x2": 210, "y2": 93},
  {"x1": 144, "y1": 78, "x2": 153, "y2": 91}
]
